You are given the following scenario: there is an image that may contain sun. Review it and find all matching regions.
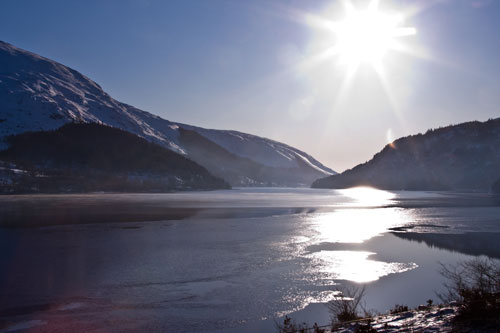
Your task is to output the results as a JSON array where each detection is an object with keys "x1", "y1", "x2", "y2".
[
  {"x1": 332, "y1": 1, "x2": 416, "y2": 67},
  {"x1": 295, "y1": 0, "x2": 421, "y2": 115}
]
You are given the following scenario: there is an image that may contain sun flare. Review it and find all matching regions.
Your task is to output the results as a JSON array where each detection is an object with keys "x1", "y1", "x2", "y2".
[
  {"x1": 298, "y1": 0, "x2": 421, "y2": 116},
  {"x1": 332, "y1": 1, "x2": 416, "y2": 67}
]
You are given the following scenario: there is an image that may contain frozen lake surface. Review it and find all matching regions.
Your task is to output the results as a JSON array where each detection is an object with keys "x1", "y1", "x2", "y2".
[{"x1": 1, "y1": 188, "x2": 499, "y2": 332}]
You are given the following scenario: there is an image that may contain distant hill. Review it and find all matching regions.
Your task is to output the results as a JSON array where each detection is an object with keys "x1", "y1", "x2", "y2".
[
  {"x1": 312, "y1": 118, "x2": 500, "y2": 191},
  {"x1": 0, "y1": 40, "x2": 334, "y2": 186},
  {"x1": 0, "y1": 123, "x2": 229, "y2": 193},
  {"x1": 178, "y1": 128, "x2": 331, "y2": 186}
]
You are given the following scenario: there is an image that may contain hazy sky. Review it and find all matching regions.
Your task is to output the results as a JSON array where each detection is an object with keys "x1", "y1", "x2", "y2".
[{"x1": 1, "y1": 0, "x2": 499, "y2": 171}]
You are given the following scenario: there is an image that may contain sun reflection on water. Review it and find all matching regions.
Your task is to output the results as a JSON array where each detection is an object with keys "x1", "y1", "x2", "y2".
[
  {"x1": 307, "y1": 250, "x2": 417, "y2": 283},
  {"x1": 338, "y1": 187, "x2": 396, "y2": 207},
  {"x1": 311, "y1": 208, "x2": 412, "y2": 243},
  {"x1": 301, "y1": 187, "x2": 417, "y2": 284}
]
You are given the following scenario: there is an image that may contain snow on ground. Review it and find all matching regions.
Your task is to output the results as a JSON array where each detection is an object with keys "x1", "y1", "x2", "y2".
[{"x1": 333, "y1": 306, "x2": 457, "y2": 332}]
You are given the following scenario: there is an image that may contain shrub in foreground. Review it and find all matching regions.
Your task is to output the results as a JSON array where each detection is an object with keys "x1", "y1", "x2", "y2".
[
  {"x1": 389, "y1": 304, "x2": 409, "y2": 314},
  {"x1": 439, "y1": 258, "x2": 500, "y2": 327},
  {"x1": 327, "y1": 285, "x2": 367, "y2": 324}
]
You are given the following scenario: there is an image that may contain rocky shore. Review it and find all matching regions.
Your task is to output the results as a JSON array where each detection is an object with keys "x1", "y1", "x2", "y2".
[{"x1": 330, "y1": 304, "x2": 498, "y2": 333}]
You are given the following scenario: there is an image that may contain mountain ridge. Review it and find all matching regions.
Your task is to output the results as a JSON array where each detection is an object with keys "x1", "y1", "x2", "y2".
[
  {"x1": 0, "y1": 40, "x2": 334, "y2": 186},
  {"x1": 312, "y1": 118, "x2": 500, "y2": 191}
]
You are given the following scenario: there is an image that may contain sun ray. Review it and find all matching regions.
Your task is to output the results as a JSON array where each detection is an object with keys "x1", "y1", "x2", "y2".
[
  {"x1": 372, "y1": 60, "x2": 400, "y2": 116},
  {"x1": 294, "y1": 0, "x2": 423, "y2": 125},
  {"x1": 393, "y1": 27, "x2": 417, "y2": 37},
  {"x1": 302, "y1": 0, "x2": 418, "y2": 69},
  {"x1": 342, "y1": 0, "x2": 356, "y2": 16},
  {"x1": 297, "y1": 45, "x2": 340, "y2": 73},
  {"x1": 333, "y1": 61, "x2": 359, "y2": 109}
]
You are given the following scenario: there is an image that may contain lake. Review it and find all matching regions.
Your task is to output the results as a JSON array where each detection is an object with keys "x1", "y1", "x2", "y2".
[{"x1": 1, "y1": 188, "x2": 499, "y2": 332}]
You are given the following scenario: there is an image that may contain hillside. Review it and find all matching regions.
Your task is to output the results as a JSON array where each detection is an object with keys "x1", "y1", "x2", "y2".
[
  {"x1": 178, "y1": 128, "x2": 330, "y2": 186},
  {"x1": 0, "y1": 40, "x2": 334, "y2": 186},
  {"x1": 0, "y1": 123, "x2": 229, "y2": 193},
  {"x1": 312, "y1": 118, "x2": 500, "y2": 191}
]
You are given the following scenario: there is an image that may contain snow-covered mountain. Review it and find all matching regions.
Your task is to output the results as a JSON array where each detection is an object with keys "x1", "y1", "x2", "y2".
[{"x1": 0, "y1": 40, "x2": 335, "y2": 186}]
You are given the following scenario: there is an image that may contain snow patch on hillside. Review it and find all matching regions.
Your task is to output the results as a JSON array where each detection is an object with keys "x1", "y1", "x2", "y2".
[{"x1": 0, "y1": 40, "x2": 335, "y2": 178}]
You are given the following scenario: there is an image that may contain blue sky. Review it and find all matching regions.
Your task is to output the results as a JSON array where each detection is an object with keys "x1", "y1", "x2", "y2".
[{"x1": 1, "y1": 0, "x2": 499, "y2": 171}]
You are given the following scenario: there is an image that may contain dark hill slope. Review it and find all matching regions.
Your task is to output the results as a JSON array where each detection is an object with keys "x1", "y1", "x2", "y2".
[
  {"x1": 312, "y1": 118, "x2": 500, "y2": 191},
  {"x1": 0, "y1": 123, "x2": 229, "y2": 193}
]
